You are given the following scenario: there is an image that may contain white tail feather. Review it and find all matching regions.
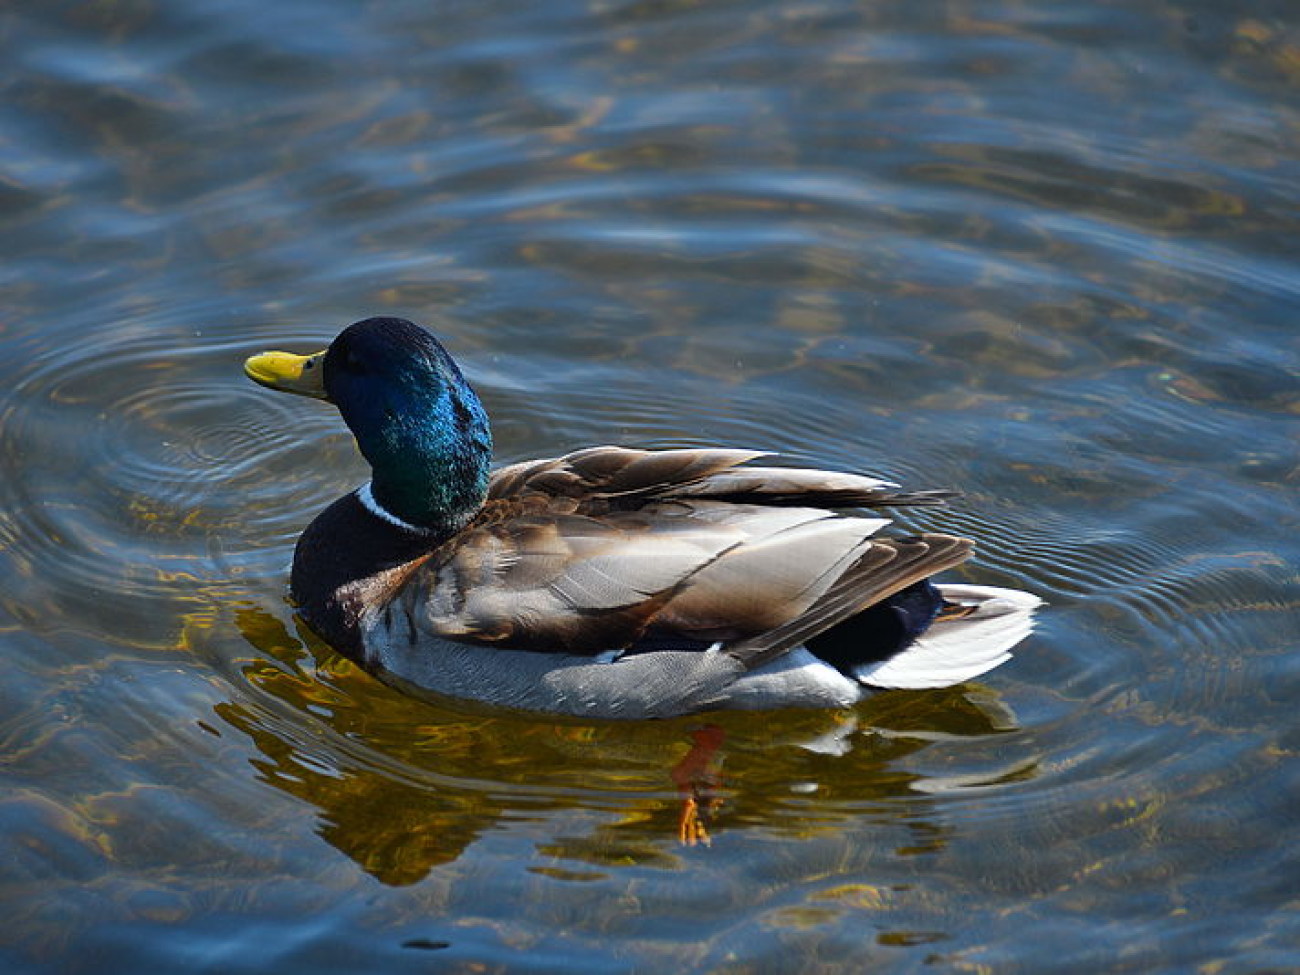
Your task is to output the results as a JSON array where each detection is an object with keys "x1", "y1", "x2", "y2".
[{"x1": 854, "y1": 584, "x2": 1042, "y2": 690}]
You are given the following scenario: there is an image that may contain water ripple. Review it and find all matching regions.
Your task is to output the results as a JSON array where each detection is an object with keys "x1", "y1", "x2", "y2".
[
  {"x1": 3, "y1": 0, "x2": 1298, "y2": 968},
  {"x1": 0, "y1": 325, "x2": 348, "y2": 626}
]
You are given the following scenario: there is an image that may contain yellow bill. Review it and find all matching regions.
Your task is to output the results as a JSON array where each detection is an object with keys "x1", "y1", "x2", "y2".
[{"x1": 244, "y1": 349, "x2": 328, "y2": 399}]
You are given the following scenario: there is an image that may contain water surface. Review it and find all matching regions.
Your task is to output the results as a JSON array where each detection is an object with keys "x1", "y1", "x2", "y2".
[{"x1": 2, "y1": 1, "x2": 1298, "y2": 972}]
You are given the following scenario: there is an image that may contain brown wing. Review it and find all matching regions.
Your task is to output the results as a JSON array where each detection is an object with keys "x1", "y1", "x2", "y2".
[
  {"x1": 487, "y1": 446, "x2": 767, "y2": 501},
  {"x1": 487, "y1": 445, "x2": 946, "y2": 507},
  {"x1": 393, "y1": 502, "x2": 747, "y2": 651},
  {"x1": 723, "y1": 533, "x2": 973, "y2": 670},
  {"x1": 391, "y1": 447, "x2": 970, "y2": 663}
]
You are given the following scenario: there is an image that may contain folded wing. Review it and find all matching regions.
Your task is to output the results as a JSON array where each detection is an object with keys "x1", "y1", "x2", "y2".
[{"x1": 392, "y1": 446, "x2": 973, "y2": 665}]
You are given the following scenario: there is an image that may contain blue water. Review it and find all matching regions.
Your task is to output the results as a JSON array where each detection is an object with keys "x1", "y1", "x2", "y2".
[{"x1": 2, "y1": 1, "x2": 1298, "y2": 972}]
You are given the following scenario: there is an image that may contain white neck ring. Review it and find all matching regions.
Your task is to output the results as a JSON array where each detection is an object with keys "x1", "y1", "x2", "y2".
[{"x1": 355, "y1": 482, "x2": 431, "y2": 535}]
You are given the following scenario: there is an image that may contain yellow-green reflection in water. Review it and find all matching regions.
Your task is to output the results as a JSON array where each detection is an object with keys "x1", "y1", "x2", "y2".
[{"x1": 221, "y1": 602, "x2": 1030, "y2": 888}]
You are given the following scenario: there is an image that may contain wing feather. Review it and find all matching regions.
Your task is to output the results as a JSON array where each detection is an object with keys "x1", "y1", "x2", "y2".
[
  {"x1": 488, "y1": 446, "x2": 767, "y2": 500},
  {"x1": 488, "y1": 446, "x2": 950, "y2": 508},
  {"x1": 651, "y1": 510, "x2": 891, "y2": 638},
  {"x1": 726, "y1": 533, "x2": 974, "y2": 670},
  {"x1": 395, "y1": 447, "x2": 969, "y2": 664},
  {"x1": 398, "y1": 507, "x2": 743, "y2": 650}
]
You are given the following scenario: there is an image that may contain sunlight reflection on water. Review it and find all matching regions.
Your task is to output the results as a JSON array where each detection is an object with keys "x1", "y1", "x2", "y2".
[{"x1": 1, "y1": 1, "x2": 1298, "y2": 972}]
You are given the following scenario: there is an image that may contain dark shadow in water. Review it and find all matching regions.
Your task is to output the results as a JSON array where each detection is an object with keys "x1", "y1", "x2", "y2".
[{"x1": 218, "y1": 602, "x2": 1034, "y2": 886}]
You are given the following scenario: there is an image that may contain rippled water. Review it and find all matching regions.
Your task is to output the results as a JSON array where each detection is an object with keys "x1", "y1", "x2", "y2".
[{"x1": 2, "y1": 1, "x2": 1298, "y2": 972}]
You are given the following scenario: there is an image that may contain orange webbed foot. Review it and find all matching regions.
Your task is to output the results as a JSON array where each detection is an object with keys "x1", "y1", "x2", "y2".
[{"x1": 671, "y1": 725, "x2": 726, "y2": 846}]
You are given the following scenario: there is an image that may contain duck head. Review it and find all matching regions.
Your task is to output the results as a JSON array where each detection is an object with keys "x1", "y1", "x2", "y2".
[{"x1": 245, "y1": 317, "x2": 492, "y2": 535}]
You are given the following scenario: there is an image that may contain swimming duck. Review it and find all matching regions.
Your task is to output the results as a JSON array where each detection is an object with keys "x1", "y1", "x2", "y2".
[{"x1": 245, "y1": 317, "x2": 1040, "y2": 719}]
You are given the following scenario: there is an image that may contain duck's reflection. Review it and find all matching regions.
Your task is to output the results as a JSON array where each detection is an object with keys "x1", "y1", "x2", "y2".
[{"x1": 218, "y1": 602, "x2": 1031, "y2": 886}]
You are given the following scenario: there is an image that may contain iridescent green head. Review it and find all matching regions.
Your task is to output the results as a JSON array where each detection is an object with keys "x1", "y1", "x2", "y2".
[{"x1": 245, "y1": 317, "x2": 492, "y2": 534}]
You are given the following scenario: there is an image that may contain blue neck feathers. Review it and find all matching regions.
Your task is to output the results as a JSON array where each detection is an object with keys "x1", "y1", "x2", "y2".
[{"x1": 325, "y1": 318, "x2": 492, "y2": 535}]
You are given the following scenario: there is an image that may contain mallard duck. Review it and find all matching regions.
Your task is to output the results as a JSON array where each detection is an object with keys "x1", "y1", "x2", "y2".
[{"x1": 245, "y1": 317, "x2": 1040, "y2": 719}]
